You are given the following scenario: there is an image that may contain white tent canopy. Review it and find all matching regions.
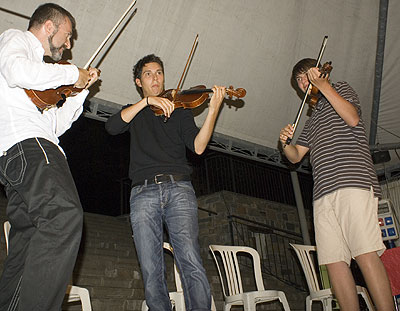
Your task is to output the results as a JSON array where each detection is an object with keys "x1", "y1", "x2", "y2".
[{"x1": 1, "y1": 0, "x2": 399, "y2": 175}]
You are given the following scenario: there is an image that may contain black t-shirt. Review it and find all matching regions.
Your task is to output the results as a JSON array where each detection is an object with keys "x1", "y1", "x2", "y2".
[{"x1": 105, "y1": 105, "x2": 200, "y2": 184}]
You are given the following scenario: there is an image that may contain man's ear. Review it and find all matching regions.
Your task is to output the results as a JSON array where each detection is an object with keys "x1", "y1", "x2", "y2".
[
  {"x1": 135, "y1": 78, "x2": 142, "y2": 88},
  {"x1": 43, "y1": 20, "x2": 55, "y2": 36}
]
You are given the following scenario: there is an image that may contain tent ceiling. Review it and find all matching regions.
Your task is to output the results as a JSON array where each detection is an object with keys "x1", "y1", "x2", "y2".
[{"x1": 1, "y1": 0, "x2": 399, "y2": 176}]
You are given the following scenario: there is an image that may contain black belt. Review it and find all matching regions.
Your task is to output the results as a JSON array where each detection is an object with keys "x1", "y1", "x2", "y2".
[{"x1": 131, "y1": 174, "x2": 191, "y2": 188}]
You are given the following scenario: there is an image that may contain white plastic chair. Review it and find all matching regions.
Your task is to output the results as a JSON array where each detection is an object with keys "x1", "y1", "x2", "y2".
[
  {"x1": 3, "y1": 221, "x2": 92, "y2": 311},
  {"x1": 142, "y1": 242, "x2": 216, "y2": 311},
  {"x1": 290, "y1": 243, "x2": 375, "y2": 311},
  {"x1": 209, "y1": 244, "x2": 291, "y2": 311}
]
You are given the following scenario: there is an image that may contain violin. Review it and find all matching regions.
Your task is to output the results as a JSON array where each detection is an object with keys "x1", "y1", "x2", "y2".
[
  {"x1": 150, "y1": 85, "x2": 246, "y2": 116},
  {"x1": 307, "y1": 61, "x2": 333, "y2": 107},
  {"x1": 25, "y1": 63, "x2": 83, "y2": 110},
  {"x1": 154, "y1": 34, "x2": 246, "y2": 119},
  {"x1": 25, "y1": 0, "x2": 137, "y2": 111}
]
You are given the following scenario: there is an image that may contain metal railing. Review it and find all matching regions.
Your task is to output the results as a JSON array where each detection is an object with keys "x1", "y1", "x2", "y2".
[
  {"x1": 228, "y1": 214, "x2": 307, "y2": 291},
  {"x1": 190, "y1": 151, "x2": 313, "y2": 209}
]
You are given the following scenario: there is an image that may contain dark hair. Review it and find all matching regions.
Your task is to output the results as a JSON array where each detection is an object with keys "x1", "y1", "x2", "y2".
[
  {"x1": 292, "y1": 58, "x2": 317, "y2": 80},
  {"x1": 133, "y1": 54, "x2": 164, "y2": 81},
  {"x1": 28, "y1": 3, "x2": 76, "y2": 32}
]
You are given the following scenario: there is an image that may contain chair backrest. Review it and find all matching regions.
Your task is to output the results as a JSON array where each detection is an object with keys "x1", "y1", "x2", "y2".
[
  {"x1": 3, "y1": 222, "x2": 93, "y2": 310},
  {"x1": 289, "y1": 243, "x2": 322, "y2": 294},
  {"x1": 3, "y1": 221, "x2": 10, "y2": 255},
  {"x1": 163, "y1": 242, "x2": 183, "y2": 292},
  {"x1": 209, "y1": 244, "x2": 265, "y2": 297}
]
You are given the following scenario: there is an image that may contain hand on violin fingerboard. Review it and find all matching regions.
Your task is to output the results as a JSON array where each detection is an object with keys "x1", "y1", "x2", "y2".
[
  {"x1": 307, "y1": 67, "x2": 330, "y2": 93},
  {"x1": 209, "y1": 86, "x2": 226, "y2": 112}
]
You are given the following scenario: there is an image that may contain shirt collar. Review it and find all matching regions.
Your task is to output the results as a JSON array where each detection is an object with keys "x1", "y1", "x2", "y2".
[{"x1": 25, "y1": 30, "x2": 45, "y2": 59}]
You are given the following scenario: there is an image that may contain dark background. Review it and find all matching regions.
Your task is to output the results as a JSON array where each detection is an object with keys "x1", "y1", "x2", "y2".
[{"x1": 59, "y1": 116, "x2": 130, "y2": 216}]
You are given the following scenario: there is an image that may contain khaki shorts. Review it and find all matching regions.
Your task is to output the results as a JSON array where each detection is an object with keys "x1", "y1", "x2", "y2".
[{"x1": 314, "y1": 187, "x2": 385, "y2": 265}]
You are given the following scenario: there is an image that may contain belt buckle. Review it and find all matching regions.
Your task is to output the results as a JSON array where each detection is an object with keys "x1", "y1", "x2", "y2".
[{"x1": 154, "y1": 174, "x2": 164, "y2": 184}]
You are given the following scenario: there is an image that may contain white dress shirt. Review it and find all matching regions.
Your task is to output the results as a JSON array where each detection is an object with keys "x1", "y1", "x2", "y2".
[{"x1": 0, "y1": 29, "x2": 89, "y2": 154}]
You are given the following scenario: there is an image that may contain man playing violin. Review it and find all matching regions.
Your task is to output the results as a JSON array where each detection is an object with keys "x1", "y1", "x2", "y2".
[
  {"x1": 0, "y1": 3, "x2": 99, "y2": 310},
  {"x1": 279, "y1": 58, "x2": 393, "y2": 311},
  {"x1": 106, "y1": 54, "x2": 225, "y2": 311}
]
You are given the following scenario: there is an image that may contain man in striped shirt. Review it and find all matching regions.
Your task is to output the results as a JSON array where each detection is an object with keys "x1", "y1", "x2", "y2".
[{"x1": 280, "y1": 58, "x2": 393, "y2": 311}]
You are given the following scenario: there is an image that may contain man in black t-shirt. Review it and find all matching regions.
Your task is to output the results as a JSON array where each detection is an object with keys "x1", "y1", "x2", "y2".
[{"x1": 106, "y1": 54, "x2": 225, "y2": 311}]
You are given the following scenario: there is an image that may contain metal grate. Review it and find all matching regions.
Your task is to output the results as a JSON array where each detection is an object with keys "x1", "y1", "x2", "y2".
[{"x1": 190, "y1": 151, "x2": 313, "y2": 208}]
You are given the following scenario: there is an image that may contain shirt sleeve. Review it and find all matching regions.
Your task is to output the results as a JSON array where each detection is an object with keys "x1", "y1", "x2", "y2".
[
  {"x1": 0, "y1": 30, "x2": 78, "y2": 90},
  {"x1": 179, "y1": 109, "x2": 200, "y2": 153},
  {"x1": 54, "y1": 89, "x2": 89, "y2": 137},
  {"x1": 335, "y1": 81, "x2": 361, "y2": 117},
  {"x1": 296, "y1": 120, "x2": 310, "y2": 148},
  {"x1": 105, "y1": 104, "x2": 131, "y2": 135}
]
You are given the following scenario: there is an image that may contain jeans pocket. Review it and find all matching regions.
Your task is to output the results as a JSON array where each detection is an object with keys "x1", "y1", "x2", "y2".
[
  {"x1": 130, "y1": 184, "x2": 145, "y2": 198},
  {"x1": 0, "y1": 143, "x2": 27, "y2": 187},
  {"x1": 176, "y1": 181, "x2": 195, "y2": 192}
]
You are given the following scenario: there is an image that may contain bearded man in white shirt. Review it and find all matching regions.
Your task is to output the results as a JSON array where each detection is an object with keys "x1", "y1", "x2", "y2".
[{"x1": 0, "y1": 3, "x2": 99, "y2": 310}]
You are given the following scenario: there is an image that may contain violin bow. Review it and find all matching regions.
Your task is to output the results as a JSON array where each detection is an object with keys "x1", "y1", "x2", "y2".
[
  {"x1": 173, "y1": 34, "x2": 199, "y2": 101},
  {"x1": 161, "y1": 34, "x2": 198, "y2": 122},
  {"x1": 83, "y1": 0, "x2": 137, "y2": 69},
  {"x1": 286, "y1": 35, "x2": 328, "y2": 145}
]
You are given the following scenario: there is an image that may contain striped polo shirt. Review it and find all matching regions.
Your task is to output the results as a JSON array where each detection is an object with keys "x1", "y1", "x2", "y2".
[{"x1": 296, "y1": 81, "x2": 381, "y2": 201}]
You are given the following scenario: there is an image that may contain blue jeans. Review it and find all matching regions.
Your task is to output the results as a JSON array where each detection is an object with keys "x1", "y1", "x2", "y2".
[{"x1": 130, "y1": 180, "x2": 211, "y2": 311}]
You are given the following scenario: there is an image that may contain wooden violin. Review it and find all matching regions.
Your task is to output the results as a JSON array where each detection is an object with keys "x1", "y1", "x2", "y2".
[
  {"x1": 155, "y1": 34, "x2": 245, "y2": 119},
  {"x1": 151, "y1": 85, "x2": 246, "y2": 116},
  {"x1": 25, "y1": 0, "x2": 137, "y2": 111},
  {"x1": 307, "y1": 61, "x2": 333, "y2": 107},
  {"x1": 25, "y1": 60, "x2": 85, "y2": 110}
]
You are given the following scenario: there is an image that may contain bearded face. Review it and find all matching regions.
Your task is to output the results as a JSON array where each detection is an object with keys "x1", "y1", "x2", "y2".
[
  {"x1": 46, "y1": 17, "x2": 72, "y2": 61},
  {"x1": 47, "y1": 30, "x2": 66, "y2": 61}
]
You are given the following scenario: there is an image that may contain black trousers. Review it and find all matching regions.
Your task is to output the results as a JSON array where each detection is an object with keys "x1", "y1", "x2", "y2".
[{"x1": 0, "y1": 138, "x2": 83, "y2": 311}]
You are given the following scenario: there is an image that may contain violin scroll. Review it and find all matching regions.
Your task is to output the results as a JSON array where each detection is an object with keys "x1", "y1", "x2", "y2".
[
  {"x1": 226, "y1": 85, "x2": 246, "y2": 99},
  {"x1": 319, "y1": 61, "x2": 332, "y2": 77}
]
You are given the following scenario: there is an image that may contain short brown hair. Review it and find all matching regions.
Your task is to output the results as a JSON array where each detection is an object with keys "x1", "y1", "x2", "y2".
[
  {"x1": 28, "y1": 3, "x2": 75, "y2": 32},
  {"x1": 133, "y1": 54, "x2": 164, "y2": 81},
  {"x1": 292, "y1": 58, "x2": 317, "y2": 80}
]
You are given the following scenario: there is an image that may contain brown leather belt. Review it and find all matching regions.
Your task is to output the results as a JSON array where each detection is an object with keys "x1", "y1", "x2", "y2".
[{"x1": 131, "y1": 174, "x2": 191, "y2": 188}]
